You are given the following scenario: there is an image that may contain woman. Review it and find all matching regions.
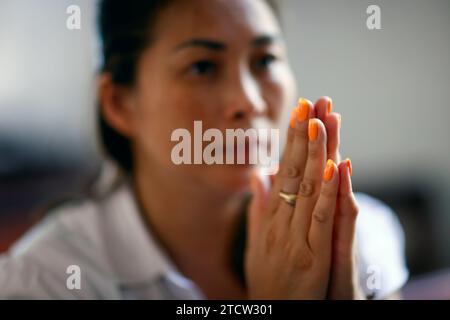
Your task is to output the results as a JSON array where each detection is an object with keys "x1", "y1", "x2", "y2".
[{"x1": 0, "y1": 0, "x2": 408, "y2": 299}]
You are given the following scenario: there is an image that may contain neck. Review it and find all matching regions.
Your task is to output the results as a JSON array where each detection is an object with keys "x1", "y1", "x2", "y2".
[{"x1": 132, "y1": 162, "x2": 248, "y2": 273}]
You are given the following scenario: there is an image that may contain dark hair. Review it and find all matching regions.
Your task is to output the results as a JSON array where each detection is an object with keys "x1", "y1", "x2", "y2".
[
  {"x1": 98, "y1": 0, "x2": 170, "y2": 172},
  {"x1": 98, "y1": 0, "x2": 279, "y2": 173}
]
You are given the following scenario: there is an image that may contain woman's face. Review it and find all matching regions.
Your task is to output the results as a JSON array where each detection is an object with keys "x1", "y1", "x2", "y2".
[{"x1": 127, "y1": 0, "x2": 297, "y2": 193}]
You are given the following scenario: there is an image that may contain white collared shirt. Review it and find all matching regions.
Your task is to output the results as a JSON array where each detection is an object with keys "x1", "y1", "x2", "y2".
[{"x1": 0, "y1": 179, "x2": 408, "y2": 299}]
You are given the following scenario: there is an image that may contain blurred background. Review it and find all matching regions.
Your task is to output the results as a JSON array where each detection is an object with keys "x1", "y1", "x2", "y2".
[{"x1": 0, "y1": 0, "x2": 449, "y2": 298}]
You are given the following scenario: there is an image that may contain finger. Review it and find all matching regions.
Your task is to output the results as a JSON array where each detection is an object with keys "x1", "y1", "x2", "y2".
[
  {"x1": 291, "y1": 118, "x2": 327, "y2": 238},
  {"x1": 314, "y1": 97, "x2": 341, "y2": 163},
  {"x1": 308, "y1": 159, "x2": 339, "y2": 256},
  {"x1": 248, "y1": 172, "x2": 269, "y2": 248},
  {"x1": 314, "y1": 96, "x2": 333, "y2": 122},
  {"x1": 266, "y1": 107, "x2": 297, "y2": 214},
  {"x1": 324, "y1": 113, "x2": 341, "y2": 163},
  {"x1": 268, "y1": 99, "x2": 315, "y2": 214},
  {"x1": 334, "y1": 159, "x2": 359, "y2": 260},
  {"x1": 277, "y1": 98, "x2": 315, "y2": 216}
]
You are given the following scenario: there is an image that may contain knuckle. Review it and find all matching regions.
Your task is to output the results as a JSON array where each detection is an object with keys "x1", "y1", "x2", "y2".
[
  {"x1": 349, "y1": 202, "x2": 360, "y2": 217},
  {"x1": 298, "y1": 179, "x2": 316, "y2": 198},
  {"x1": 338, "y1": 196, "x2": 360, "y2": 219},
  {"x1": 286, "y1": 128, "x2": 295, "y2": 143},
  {"x1": 313, "y1": 207, "x2": 333, "y2": 224},
  {"x1": 308, "y1": 144, "x2": 321, "y2": 158},
  {"x1": 294, "y1": 126, "x2": 308, "y2": 140},
  {"x1": 320, "y1": 184, "x2": 337, "y2": 199},
  {"x1": 281, "y1": 164, "x2": 300, "y2": 179}
]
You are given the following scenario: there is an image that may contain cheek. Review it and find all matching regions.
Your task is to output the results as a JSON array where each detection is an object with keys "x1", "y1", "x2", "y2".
[
  {"x1": 264, "y1": 67, "x2": 297, "y2": 122},
  {"x1": 129, "y1": 89, "x2": 174, "y2": 162},
  {"x1": 131, "y1": 84, "x2": 212, "y2": 161},
  {"x1": 133, "y1": 76, "x2": 196, "y2": 133}
]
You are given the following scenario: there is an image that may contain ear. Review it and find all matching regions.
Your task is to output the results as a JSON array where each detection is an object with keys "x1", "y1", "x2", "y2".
[{"x1": 98, "y1": 73, "x2": 136, "y2": 138}]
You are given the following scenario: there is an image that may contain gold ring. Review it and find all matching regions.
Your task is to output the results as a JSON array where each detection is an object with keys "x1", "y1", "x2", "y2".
[{"x1": 279, "y1": 191, "x2": 297, "y2": 206}]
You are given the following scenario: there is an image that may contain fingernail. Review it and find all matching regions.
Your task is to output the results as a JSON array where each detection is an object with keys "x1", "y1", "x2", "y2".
[
  {"x1": 290, "y1": 107, "x2": 299, "y2": 128},
  {"x1": 297, "y1": 98, "x2": 310, "y2": 122},
  {"x1": 323, "y1": 159, "x2": 335, "y2": 181},
  {"x1": 308, "y1": 119, "x2": 318, "y2": 141},
  {"x1": 345, "y1": 158, "x2": 352, "y2": 176},
  {"x1": 327, "y1": 97, "x2": 333, "y2": 114}
]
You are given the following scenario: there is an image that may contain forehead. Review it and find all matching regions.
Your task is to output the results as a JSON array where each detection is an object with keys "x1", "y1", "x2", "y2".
[{"x1": 152, "y1": 0, "x2": 281, "y2": 46}]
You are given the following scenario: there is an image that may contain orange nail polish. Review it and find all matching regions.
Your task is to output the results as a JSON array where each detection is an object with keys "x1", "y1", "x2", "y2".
[
  {"x1": 297, "y1": 98, "x2": 309, "y2": 122},
  {"x1": 290, "y1": 107, "x2": 299, "y2": 128},
  {"x1": 327, "y1": 98, "x2": 333, "y2": 114},
  {"x1": 323, "y1": 159, "x2": 335, "y2": 181},
  {"x1": 345, "y1": 158, "x2": 353, "y2": 176},
  {"x1": 308, "y1": 119, "x2": 318, "y2": 141}
]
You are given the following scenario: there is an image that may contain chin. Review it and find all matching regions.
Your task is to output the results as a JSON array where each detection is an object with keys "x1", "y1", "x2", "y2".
[{"x1": 209, "y1": 164, "x2": 255, "y2": 194}]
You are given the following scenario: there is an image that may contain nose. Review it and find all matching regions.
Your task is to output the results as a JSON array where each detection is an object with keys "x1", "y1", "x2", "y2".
[{"x1": 224, "y1": 69, "x2": 267, "y2": 122}]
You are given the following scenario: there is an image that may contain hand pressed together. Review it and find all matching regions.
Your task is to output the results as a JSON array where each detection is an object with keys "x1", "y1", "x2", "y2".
[{"x1": 245, "y1": 97, "x2": 362, "y2": 299}]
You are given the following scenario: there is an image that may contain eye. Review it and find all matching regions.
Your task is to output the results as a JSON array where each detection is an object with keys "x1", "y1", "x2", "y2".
[
  {"x1": 189, "y1": 60, "x2": 216, "y2": 76},
  {"x1": 254, "y1": 53, "x2": 277, "y2": 70}
]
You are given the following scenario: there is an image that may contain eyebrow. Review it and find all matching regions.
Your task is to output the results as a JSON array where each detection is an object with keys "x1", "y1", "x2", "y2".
[
  {"x1": 173, "y1": 34, "x2": 281, "y2": 52},
  {"x1": 251, "y1": 34, "x2": 281, "y2": 47}
]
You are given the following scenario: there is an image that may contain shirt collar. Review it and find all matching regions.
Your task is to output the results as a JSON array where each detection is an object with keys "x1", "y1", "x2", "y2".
[{"x1": 99, "y1": 179, "x2": 176, "y2": 285}]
